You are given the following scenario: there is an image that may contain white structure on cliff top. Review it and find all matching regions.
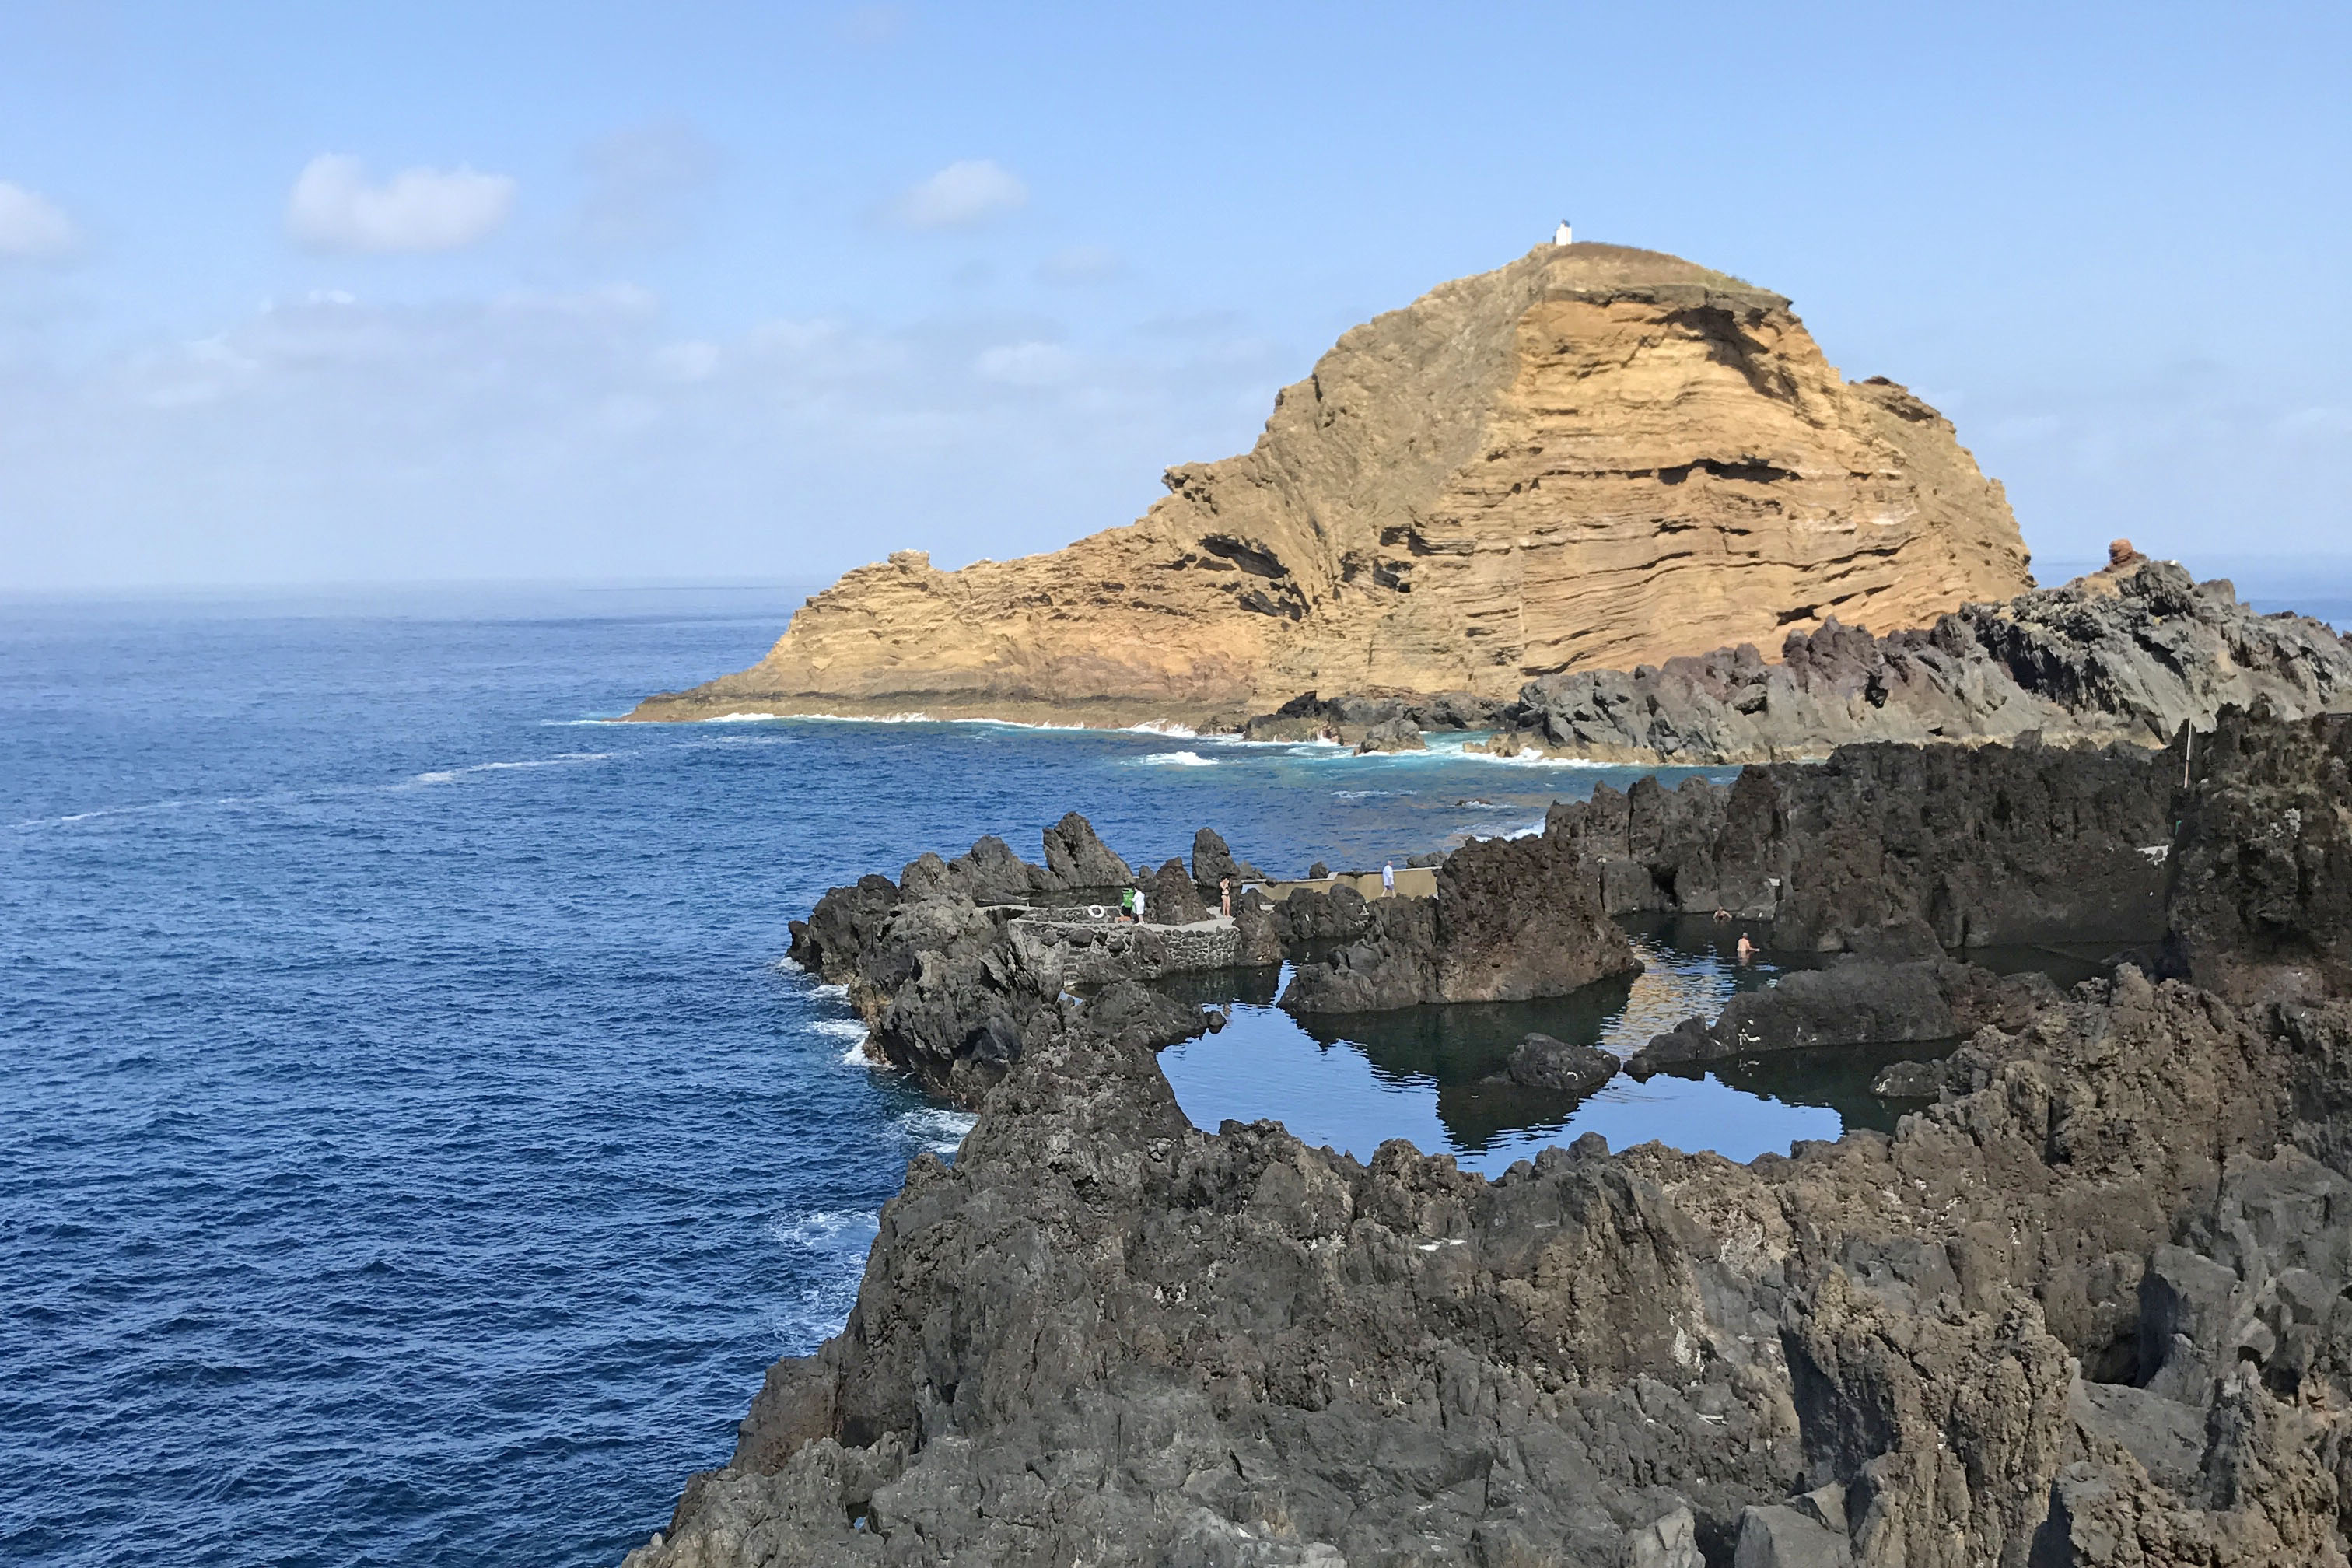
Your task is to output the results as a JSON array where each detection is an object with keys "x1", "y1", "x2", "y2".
[{"x1": 1554, "y1": 219, "x2": 1573, "y2": 246}]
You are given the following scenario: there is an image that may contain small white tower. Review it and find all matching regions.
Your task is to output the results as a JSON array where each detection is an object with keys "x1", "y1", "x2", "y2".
[{"x1": 1554, "y1": 219, "x2": 1573, "y2": 247}]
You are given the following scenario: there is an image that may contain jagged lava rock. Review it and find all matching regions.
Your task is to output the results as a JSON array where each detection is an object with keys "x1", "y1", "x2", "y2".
[
  {"x1": 1505, "y1": 1032, "x2": 1620, "y2": 1097},
  {"x1": 1486, "y1": 558, "x2": 2352, "y2": 764},
  {"x1": 1281, "y1": 826, "x2": 1640, "y2": 1013},
  {"x1": 631, "y1": 243, "x2": 2030, "y2": 725}
]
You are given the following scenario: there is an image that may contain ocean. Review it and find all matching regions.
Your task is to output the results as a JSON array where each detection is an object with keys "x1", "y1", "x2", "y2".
[{"x1": 0, "y1": 578, "x2": 2332, "y2": 1566}]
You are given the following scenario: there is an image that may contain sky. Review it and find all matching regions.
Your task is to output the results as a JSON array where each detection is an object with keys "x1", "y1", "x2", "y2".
[{"x1": 0, "y1": 1, "x2": 2345, "y2": 593}]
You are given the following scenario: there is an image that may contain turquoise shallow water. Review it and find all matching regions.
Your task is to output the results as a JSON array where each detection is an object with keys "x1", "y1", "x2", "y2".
[{"x1": 0, "y1": 587, "x2": 1870, "y2": 1566}]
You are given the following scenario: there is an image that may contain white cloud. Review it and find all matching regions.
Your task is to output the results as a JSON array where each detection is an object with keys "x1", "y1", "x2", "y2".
[
  {"x1": 893, "y1": 159, "x2": 1027, "y2": 230},
  {"x1": 0, "y1": 181, "x2": 79, "y2": 259},
  {"x1": 285, "y1": 154, "x2": 516, "y2": 254}
]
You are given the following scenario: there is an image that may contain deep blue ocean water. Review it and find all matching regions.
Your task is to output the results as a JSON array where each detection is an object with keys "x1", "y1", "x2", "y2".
[{"x1": 7, "y1": 576, "x2": 2326, "y2": 1566}]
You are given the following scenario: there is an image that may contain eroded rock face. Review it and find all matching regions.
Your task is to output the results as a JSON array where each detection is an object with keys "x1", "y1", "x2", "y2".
[
  {"x1": 1630, "y1": 961, "x2": 2059, "y2": 1077},
  {"x1": 793, "y1": 814, "x2": 1273, "y2": 1101},
  {"x1": 2165, "y1": 708, "x2": 2352, "y2": 1003},
  {"x1": 644, "y1": 712, "x2": 2352, "y2": 1566},
  {"x1": 625, "y1": 968, "x2": 2352, "y2": 1568},
  {"x1": 1546, "y1": 736, "x2": 2179, "y2": 954},
  {"x1": 1479, "y1": 559, "x2": 2352, "y2": 765},
  {"x1": 1506, "y1": 1033, "x2": 1619, "y2": 1097},
  {"x1": 1280, "y1": 827, "x2": 1641, "y2": 1013},
  {"x1": 632, "y1": 245, "x2": 2030, "y2": 726}
]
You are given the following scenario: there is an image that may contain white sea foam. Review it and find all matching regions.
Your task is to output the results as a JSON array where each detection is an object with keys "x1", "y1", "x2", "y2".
[
  {"x1": 1333, "y1": 789, "x2": 1416, "y2": 800},
  {"x1": 770, "y1": 1207, "x2": 882, "y2": 1251},
  {"x1": 809, "y1": 1018, "x2": 866, "y2": 1040},
  {"x1": 408, "y1": 751, "x2": 614, "y2": 786},
  {"x1": 703, "y1": 712, "x2": 783, "y2": 723},
  {"x1": 899, "y1": 1108, "x2": 979, "y2": 1154},
  {"x1": 1458, "y1": 744, "x2": 1612, "y2": 768},
  {"x1": 1139, "y1": 751, "x2": 1216, "y2": 767},
  {"x1": 808, "y1": 981, "x2": 849, "y2": 1002},
  {"x1": 1126, "y1": 720, "x2": 1199, "y2": 738},
  {"x1": 754, "y1": 709, "x2": 938, "y2": 725}
]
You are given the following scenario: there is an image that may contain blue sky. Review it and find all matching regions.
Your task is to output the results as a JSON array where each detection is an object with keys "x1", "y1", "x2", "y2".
[{"x1": 1, "y1": 1, "x2": 2345, "y2": 590}]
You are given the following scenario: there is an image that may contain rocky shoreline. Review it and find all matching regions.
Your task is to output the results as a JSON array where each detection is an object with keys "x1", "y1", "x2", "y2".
[
  {"x1": 1212, "y1": 555, "x2": 2352, "y2": 768},
  {"x1": 628, "y1": 707, "x2": 2352, "y2": 1567}
]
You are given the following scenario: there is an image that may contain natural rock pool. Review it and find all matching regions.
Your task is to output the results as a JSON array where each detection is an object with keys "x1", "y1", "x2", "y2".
[{"x1": 1156, "y1": 921, "x2": 2128, "y2": 1171}]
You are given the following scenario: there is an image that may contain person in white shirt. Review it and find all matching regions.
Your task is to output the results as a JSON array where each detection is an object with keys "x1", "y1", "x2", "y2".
[{"x1": 1381, "y1": 861, "x2": 1395, "y2": 895}]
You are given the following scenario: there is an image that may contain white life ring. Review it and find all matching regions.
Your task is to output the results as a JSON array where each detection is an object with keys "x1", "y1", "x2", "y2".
[{"x1": 1087, "y1": 903, "x2": 1106, "y2": 919}]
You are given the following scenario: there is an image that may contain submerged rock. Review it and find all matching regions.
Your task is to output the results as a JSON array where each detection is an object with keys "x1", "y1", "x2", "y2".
[
  {"x1": 1505, "y1": 1032, "x2": 1619, "y2": 1097},
  {"x1": 1353, "y1": 716, "x2": 1426, "y2": 754},
  {"x1": 1629, "y1": 960, "x2": 2057, "y2": 1076}
]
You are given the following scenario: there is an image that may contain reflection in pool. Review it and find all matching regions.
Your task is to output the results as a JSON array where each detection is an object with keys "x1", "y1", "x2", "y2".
[{"x1": 1156, "y1": 917, "x2": 1947, "y2": 1174}]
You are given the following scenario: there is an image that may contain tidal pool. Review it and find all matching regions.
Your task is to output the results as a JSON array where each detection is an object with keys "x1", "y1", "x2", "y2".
[{"x1": 1157, "y1": 917, "x2": 1960, "y2": 1173}]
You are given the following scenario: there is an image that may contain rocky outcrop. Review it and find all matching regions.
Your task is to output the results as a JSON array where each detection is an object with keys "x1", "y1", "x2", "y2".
[
  {"x1": 2165, "y1": 707, "x2": 2352, "y2": 1003},
  {"x1": 1353, "y1": 716, "x2": 1426, "y2": 754},
  {"x1": 1040, "y1": 811, "x2": 1134, "y2": 891},
  {"x1": 630, "y1": 243, "x2": 2031, "y2": 726},
  {"x1": 1475, "y1": 558, "x2": 2352, "y2": 765},
  {"x1": 625, "y1": 964, "x2": 2352, "y2": 1567},
  {"x1": 1505, "y1": 1032, "x2": 1620, "y2": 1097},
  {"x1": 629, "y1": 709, "x2": 2352, "y2": 1566},
  {"x1": 1542, "y1": 735, "x2": 2179, "y2": 954},
  {"x1": 1190, "y1": 828, "x2": 1265, "y2": 893},
  {"x1": 1629, "y1": 959, "x2": 2058, "y2": 1077},
  {"x1": 791, "y1": 814, "x2": 1270, "y2": 1101},
  {"x1": 1280, "y1": 827, "x2": 1641, "y2": 1013}
]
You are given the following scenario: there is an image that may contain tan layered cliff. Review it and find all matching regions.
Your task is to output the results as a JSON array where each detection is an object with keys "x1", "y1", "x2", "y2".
[{"x1": 632, "y1": 243, "x2": 2033, "y2": 724}]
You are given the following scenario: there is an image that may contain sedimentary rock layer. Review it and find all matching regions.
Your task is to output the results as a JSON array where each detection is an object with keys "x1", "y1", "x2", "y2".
[{"x1": 632, "y1": 243, "x2": 2031, "y2": 724}]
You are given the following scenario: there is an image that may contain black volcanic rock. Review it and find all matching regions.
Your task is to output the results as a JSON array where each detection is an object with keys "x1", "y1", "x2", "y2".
[
  {"x1": 1506, "y1": 1032, "x2": 1619, "y2": 1097},
  {"x1": 1280, "y1": 827, "x2": 1640, "y2": 1014},
  {"x1": 1353, "y1": 716, "x2": 1426, "y2": 754},
  {"x1": 1189, "y1": 826, "x2": 1240, "y2": 889},
  {"x1": 1482, "y1": 560, "x2": 2352, "y2": 765},
  {"x1": 1142, "y1": 858, "x2": 1209, "y2": 925},
  {"x1": 1229, "y1": 888, "x2": 1284, "y2": 968},
  {"x1": 1084, "y1": 979, "x2": 1214, "y2": 1052},
  {"x1": 635, "y1": 709, "x2": 2352, "y2": 1568},
  {"x1": 1041, "y1": 810, "x2": 1132, "y2": 889},
  {"x1": 630, "y1": 964, "x2": 2352, "y2": 1568},
  {"x1": 1542, "y1": 735, "x2": 2178, "y2": 954},
  {"x1": 1628, "y1": 960, "x2": 2058, "y2": 1076},
  {"x1": 2164, "y1": 708, "x2": 2352, "y2": 1002},
  {"x1": 1272, "y1": 883, "x2": 1371, "y2": 945}
]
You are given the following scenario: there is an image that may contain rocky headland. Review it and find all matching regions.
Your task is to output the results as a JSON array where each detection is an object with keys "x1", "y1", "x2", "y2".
[
  {"x1": 627, "y1": 707, "x2": 2352, "y2": 1567},
  {"x1": 630, "y1": 243, "x2": 2032, "y2": 728}
]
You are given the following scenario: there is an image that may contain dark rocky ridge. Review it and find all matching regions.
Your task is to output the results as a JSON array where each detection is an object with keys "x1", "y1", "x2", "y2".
[
  {"x1": 630, "y1": 979, "x2": 2352, "y2": 1563},
  {"x1": 1629, "y1": 959, "x2": 2060, "y2": 1079},
  {"x1": 1216, "y1": 558, "x2": 2352, "y2": 765},
  {"x1": 636, "y1": 710, "x2": 2352, "y2": 1566}
]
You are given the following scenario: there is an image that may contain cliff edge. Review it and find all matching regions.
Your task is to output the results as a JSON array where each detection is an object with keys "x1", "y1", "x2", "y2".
[{"x1": 631, "y1": 243, "x2": 2032, "y2": 724}]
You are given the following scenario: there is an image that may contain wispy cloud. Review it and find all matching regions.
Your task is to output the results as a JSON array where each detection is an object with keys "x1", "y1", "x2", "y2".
[
  {"x1": 891, "y1": 159, "x2": 1027, "y2": 230},
  {"x1": 285, "y1": 155, "x2": 516, "y2": 254},
  {"x1": 0, "y1": 181, "x2": 80, "y2": 259}
]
